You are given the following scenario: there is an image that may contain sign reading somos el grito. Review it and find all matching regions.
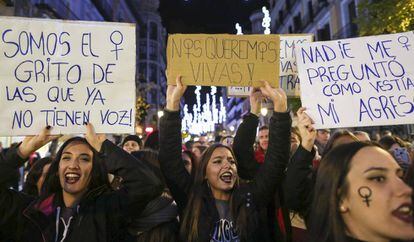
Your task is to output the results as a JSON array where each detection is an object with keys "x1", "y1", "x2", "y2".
[
  {"x1": 295, "y1": 31, "x2": 414, "y2": 129},
  {"x1": 167, "y1": 34, "x2": 280, "y2": 87},
  {"x1": 227, "y1": 34, "x2": 313, "y2": 97},
  {"x1": 0, "y1": 16, "x2": 136, "y2": 135}
]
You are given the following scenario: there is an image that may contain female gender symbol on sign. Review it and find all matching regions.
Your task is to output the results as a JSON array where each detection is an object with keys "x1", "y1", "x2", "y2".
[
  {"x1": 358, "y1": 186, "x2": 372, "y2": 207},
  {"x1": 110, "y1": 30, "x2": 124, "y2": 60},
  {"x1": 397, "y1": 35, "x2": 411, "y2": 51}
]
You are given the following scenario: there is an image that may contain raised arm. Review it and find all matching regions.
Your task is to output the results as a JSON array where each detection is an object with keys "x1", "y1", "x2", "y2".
[
  {"x1": 158, "y1": 76, "x2": 191, "y2": 210},
  {"x1": 283, "y1": 107, "x2": 316, "y2": 217},
  {"x1": 0, "y1": 127, "x2": 58, "y2": 235},
  {"x1": 233, "y1": 88, "x2": 262, "y2": 180},
  {"x1": 249, "y1": 81, "x2": 291, "y2": 207},
  {"x1": 85, "y1": 123, "x2": 163, "y2": 216}
]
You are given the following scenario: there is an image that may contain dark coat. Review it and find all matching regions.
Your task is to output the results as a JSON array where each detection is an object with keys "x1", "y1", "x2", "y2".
[
  {"x1": 0, "y1": 140, "x2": 163, "y2": 242},
  {"x1": 159, "y1": 110, "x2": 291, "y2": 242},
  {"x1": 233, "y1": 113, "x2": 292, "y2": 242},
  {"x1": 283, "y1": 145, "x2": 315, "y2": 223}
]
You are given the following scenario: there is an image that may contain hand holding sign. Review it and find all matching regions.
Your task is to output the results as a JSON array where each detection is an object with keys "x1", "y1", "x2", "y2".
[
  {"x1": 260, "y1": 81, "x2": 287, "y2": 113},
  {"x1": 296, "y1": 107, "x2": 316, "y2": 152},
  {"x1": 166, "y1": 75, "x2": 187, "y2": 111},
  {"x1": 18, "y1": 126, "x2": 61, "y2": 159},
  {"x1": 85, "y1": 123, "x2": 106, "y2": 152}
]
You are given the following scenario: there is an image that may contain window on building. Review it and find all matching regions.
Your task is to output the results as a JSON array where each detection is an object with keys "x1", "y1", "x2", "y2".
[
  {"x1": 317, "y1": 23, "x2": 331, "y2": 40},
  {"x1": 347, "y1": 0, "x2": 358, "y2": 37},
  {"x1": 150, "y1": 22, "x2": 158, "y2": 40},
  {"x1": 286, "y1": 0, "x2": 291, "y2": 11},
  {"x1": 293, "y1": 13, "x2": 302, "y2": 32},
  {"x1": 149, "y1": 42, "x2": 158, "y2": 61},
  {"x1": 139, "y1": 23, "x2": 147, "y2": 39},
  {"x1": 149, "y1": 63, "x2": 158, "y2": 83},
  {"x1": 138, "y1": 63, "x2": 147, "y2": 83},
  {"x1": 288, "y1": 25, "x2": 293, "y2": 33},
  {"x1": 139, "y1": 41, "x2": 147, "y2": 59},
  {"x1": 307, "y1": 1, "x2": 314, "y2": 22},
  {"x1": 279, "y1": 10, "x2": 284, "y2": 24}
]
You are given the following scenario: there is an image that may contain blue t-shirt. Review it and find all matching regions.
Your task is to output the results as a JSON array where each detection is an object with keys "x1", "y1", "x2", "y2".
[{"x1": 210, "y1": 199, "x2": 240, "y2": 242}]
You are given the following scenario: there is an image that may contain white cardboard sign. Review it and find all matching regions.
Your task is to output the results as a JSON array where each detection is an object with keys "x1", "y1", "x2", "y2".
[
  {"x1": 295, "y1": 32, "x2": 414, "y2": 129},
  {"x1": 0, "y1": 17, "x2": 136, "y2": 135}
]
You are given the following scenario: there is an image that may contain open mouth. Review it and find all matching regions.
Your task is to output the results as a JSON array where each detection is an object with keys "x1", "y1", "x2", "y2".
[
  {"x1": 65, "y1": 172, "x2": 80, "y2": 184},
  {"x1": 392, "y1": 203, "x2": 413, "y2": 224},
  {"x1": 220, "y1": 171, "x2": 233, "y2": 184}
]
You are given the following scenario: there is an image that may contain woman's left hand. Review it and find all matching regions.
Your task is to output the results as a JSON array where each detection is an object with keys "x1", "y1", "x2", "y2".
[
  {"x1": 85, "y1": 123, "x2": 106, "y2": 152},
  {"x1": 259, "y1": 80, "x2": 287, "y2": 112}
]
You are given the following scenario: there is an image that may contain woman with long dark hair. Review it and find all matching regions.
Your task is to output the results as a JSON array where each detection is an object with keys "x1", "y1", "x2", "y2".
[
  {"x1": 309, "y1": 142, "x2": 414, "y2": 242},
  {"x1": 0, "y1": 124, "x2": 163, "y2": 242},
  {"x1": 159, "y1": 76, "x2": 291, "y2": 242}
]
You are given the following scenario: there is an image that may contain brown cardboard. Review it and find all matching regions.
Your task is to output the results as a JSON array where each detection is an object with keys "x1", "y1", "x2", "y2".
[{"x1": 167, "y1": 34, "x2": 280, "y2": 87}]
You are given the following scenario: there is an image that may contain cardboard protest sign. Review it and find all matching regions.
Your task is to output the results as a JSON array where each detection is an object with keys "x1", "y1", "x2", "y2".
[
  {"x1": 0, "y1": 16, "x2": 136, "y2": 135},
  {"x1": 227, "y1": 74, "x2": 301, "y2": 97},
  {"x1": 295, "y1": 31, "x2": 414, "y2": 129},
  {"x1": 227, "y1": 34, "x2": 313, "y2": 97},
  {"x1": 167, "y1": 34, "x2": 280, "y2": 87}
]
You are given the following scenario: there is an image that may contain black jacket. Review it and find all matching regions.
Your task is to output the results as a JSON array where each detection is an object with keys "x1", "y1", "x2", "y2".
[
  {"x1": 0, "y1": 140, "x2": 163, "y2": 242},
  {"x1": 159, "y1": 110, "x2": 291, "y2": 242},
  {"x1": 283, "y1": 145, "x2": 315, "y2": 223},
  {"x1": 233, "y1": 113, "x2": 292, "y2": 242}
]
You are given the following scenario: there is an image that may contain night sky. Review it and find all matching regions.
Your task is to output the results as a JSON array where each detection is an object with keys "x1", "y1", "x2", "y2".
[{"x1": 159, "y1": 0, "x2": 268, "y2": 107}]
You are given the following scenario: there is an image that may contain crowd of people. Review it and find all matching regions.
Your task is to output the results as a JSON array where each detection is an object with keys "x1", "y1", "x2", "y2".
[{"x1": 1, "y1": 75, "x2": 414, "y2": 242}]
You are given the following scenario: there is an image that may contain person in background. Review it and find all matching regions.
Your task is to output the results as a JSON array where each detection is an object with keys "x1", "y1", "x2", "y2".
[
  {"x1": 309, "y1": 142, "x2": 414, "y2": 242},
  {"x1": 314, "y1": 129, "x2": 330, "y2": 155},
  {"x1": 255, "y1": 125, "x2": 269, "y2": 164},
  {"x1": 122, "y1": 135, "x2": 143, "y2": 154},
  {"x1": 144, "y1": 130, "x2": 160, "y2": 151},
  {"x1": 220, "y1": 135, "x2": 234, "y2": 147},
  {"x1": 191, "y1": 144, "x2": 207, "y2": 166},
  {"x1": 182, "y1": 150, "x2": 196, "y2": 175},
  {"x1": 353, "y1": 131, "x2": 371, "y2": 142},
  {"x1": 129, "y1": 150, "x2": 179, "y2": 242},
  {"x1": 233, "y1": 87, "x2": 293, "y2": 242},
  {"x1": 22, "y1": 157, "x2": 53, "y2": 196},
  {"x1": 379, "y1": 135, "x2": 411, "y2": 174}
]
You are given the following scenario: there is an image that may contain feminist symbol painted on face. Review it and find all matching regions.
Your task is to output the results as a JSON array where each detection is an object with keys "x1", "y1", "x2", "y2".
[
  {"x1": 358, "y1": 186, "x2": 372, "y2": 207},
  {"x1": 397, "y1": 35, "x2": 411, "y2": 51},
  {"x1": 110, "y1": 30, "x2": 124, "y2": 60}
]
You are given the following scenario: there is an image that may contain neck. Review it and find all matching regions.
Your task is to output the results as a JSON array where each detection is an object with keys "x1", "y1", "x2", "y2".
[
  {"x1": 343, "y1": 217, "x2": 389, "y2": 242},
  {"x1": 211, "y1": 188, "x2": 231, "y2": 201},
  {"x1": 62, "y1": 191, "x2": 83, "y2": 208}
]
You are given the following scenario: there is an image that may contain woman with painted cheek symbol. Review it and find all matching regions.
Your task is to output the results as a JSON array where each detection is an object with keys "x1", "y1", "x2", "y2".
[{"x1": 309, "y1": 142, "x2": 414, "y2": 242}]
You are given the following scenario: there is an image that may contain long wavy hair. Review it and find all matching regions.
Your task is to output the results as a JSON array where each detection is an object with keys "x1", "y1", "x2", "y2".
[
  {"x1": 39, "y1": 137, "x2": 110, "y2": 202},
  {"x1": 180, "y1": 143, "x2": 252, "y2": 241},
  {"x1": 309, "y1": 142, "x2": 379, "y2": 242}
]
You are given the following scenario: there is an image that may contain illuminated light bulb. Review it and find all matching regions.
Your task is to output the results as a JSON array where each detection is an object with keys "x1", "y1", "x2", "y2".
[
  {"x1": 262, "y1": 6, "x2": 271, "y2": 35},
  {"x1": 235, "y1": 23, "x2": 243, "y2": 35}
]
